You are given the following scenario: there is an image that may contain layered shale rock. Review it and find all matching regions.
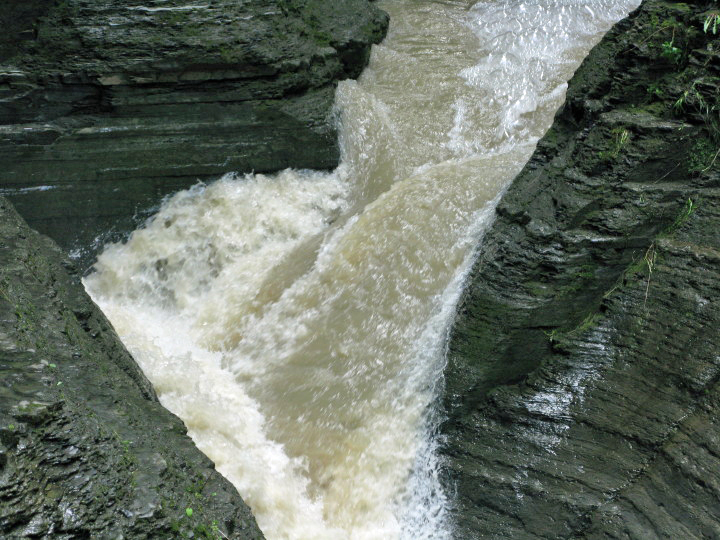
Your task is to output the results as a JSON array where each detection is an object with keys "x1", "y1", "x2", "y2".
[
  {"x1": 0, "y1": 197, "x2": 265, "y2": 539},
  {"x1": 442, "y1": 0, "x2": 720, "y2": 538},
  {"x1": 0, "y1": 1, "x2": 388, "y2": 537},
  {"x1": 0, "y1": 0, "x2": 388, "y2": 261}
]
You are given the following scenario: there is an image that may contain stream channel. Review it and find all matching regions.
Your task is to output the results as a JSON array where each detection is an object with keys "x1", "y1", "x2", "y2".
[{"x1": 84, "y1": 1, "x2": 639, "y2": 538}]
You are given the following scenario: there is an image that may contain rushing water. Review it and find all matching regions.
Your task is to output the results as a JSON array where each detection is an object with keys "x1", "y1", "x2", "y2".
[{"x1": 84, "y1": 1, "x2": 639, "y2": 538}]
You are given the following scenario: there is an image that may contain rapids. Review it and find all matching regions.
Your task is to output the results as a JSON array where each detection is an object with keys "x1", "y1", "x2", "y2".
[{"x1": 84, "y1": 1, "x2": 639, "y2": 538}]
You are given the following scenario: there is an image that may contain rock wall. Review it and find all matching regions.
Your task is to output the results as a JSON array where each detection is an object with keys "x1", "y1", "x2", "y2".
[
  {"x1": 0, "y1": 0, "x2": 388, "y2": 262},
  {"x1": 0, "y1": 1, "x2": 388, "y2": 537},
  {"x1": 0, "y1": 197, "x2": 265, "y2": 539},
  {"x1": 442, "y1": 0, "x2": 720, "y2": 538}
]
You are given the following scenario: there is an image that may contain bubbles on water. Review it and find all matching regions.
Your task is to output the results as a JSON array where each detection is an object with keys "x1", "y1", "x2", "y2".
[
  {"x1": 85, "y1": 0, "x2": 641, "y2": 538},
  {"x1": 447, "y1": 0, "x2": 640, "y2": 154}
]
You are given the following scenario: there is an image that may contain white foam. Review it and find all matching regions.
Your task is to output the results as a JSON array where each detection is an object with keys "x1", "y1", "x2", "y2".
[{"x1": 85, "y1": 1, "x2": 640, "y2": 538}]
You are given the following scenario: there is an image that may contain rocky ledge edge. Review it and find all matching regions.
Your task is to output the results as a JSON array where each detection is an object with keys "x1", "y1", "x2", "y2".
[
  {"x1": 0, "y1": 1, "x2": 389, "y2": 538},
  {"x1": 442, "y1": 0, "x2": 720, "y2": 538},
  {"x1": 0, "y1": 0, "x2": 388, "y2": 264},
  {"x1": 0, "y1": 196, "x2": 264, "y2": 538}
]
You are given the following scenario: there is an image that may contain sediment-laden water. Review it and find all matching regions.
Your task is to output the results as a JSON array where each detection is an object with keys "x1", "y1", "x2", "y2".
[{"x1": 84, "y1": 1, "x2": 639, "y2": 538}]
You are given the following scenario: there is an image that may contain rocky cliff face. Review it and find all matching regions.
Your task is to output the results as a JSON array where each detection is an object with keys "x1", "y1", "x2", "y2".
[
  {"x1": 442, "y1": 0, "x2": 720, "y2": 537},
  {"x1": 0, "y1": 197, "x2": 265, "y2": 539},
  {"x1": 0, "y1": 1, "x2": 387, "y2": 538},
  {"x1": 0, "y1": 0, "x2": 388, "y2": 262}
]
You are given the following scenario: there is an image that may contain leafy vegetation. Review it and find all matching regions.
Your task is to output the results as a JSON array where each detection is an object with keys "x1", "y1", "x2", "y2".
[
  {"x1": 599, "y1": 127, "x2": 631, "y2": 160},
  {"x1": 704, "y1": 10, "x2": 719, "y2": 34},
  {"x1": 660, "y1": 38, "x2": 682, "y2": 62}
]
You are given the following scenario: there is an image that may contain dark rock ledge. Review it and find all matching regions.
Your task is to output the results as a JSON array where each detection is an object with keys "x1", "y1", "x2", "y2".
[
  {"x1": 442, "y1": 0, "x2": 720, "y2": 538},
  {"x1": 0, "y1": 1, "x2": 388, "y2": 538},
  {"x1": 0, "y1": 0, "x2": 388, "y2": 261},
  {"x1": 0, "y1": 197, "x2": 264, "y2": 538}
]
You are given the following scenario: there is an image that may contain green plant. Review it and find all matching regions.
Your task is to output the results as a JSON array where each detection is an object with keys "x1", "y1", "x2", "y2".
[
  {"x1": 577, "y1": 264, "x2": 595, "y2": 280},
  {"x1": 689, "y1": 138, "x2": 719, "y2": 173},
  {"x1": 543, "y1": 312, "x2": 601, "y2": 344},
  {"x1": 674, "y1": 81, "x2": 700, "y2": 111},
  {"x1": 603, "y1": 197, "x2": 695, "y2": 304},
  {"x1": 674, "y1": 80, "x2": 719, "y2": 141},
  {"x1": 663, "y1": 198, "x2": 696, "y2": 236},
  {"x1": 605, "y1": 242, "x2": 660, "y2": 307},
  {"x1": 648, "y1": 14, "x2": 680, "y2": 35},
  {"x1": 217, "y1": 45, "x2": 236, "y2": 63},
  {"x1": 647, "y1": 82, "x2": 665, "y2": 98},
  {"x1": 702, "y1": 147, "x2": 720, "y2": 172},
  {"x1": 704, "y1": 11, "x2": 719, "y2": 34},
  {"x1": 661, "y1": 38, "x2": 682, "y2": 63},
  {"x1": 650, "y1": 13, "x2": 661, "y2": 30},
  {"x1": 640, "y1": 15, "x2": 682, "y2": 57},
  {"x1": 615, "y1": 128, "x2": 630, "y2": 150},
  {"x1": 642, "y1": 243, "x2": 657, "y2": 309},
  {"x1": 574, "y1": 313, "x2": 601, "y2": 334},
  {"x1": 543, "y1": 328, "x2": 559, "y2": 343},
  {"x1": 600, "y1": 127, "x2": 631, "y2": 160},
  {"x1": 639, "y1": 14, "x2": 689, "y2": 66},
  {"x1": 211, "y1": 521, "x2": 227, "y2": 539},
  {"x1": 193, "y1": 520, "x2": 229, "y2": 539}
]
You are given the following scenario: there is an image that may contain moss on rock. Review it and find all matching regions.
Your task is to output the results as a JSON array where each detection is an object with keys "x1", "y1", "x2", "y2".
[{"x1": 443, "y1": 1, "x2": 720, "y2": 537}]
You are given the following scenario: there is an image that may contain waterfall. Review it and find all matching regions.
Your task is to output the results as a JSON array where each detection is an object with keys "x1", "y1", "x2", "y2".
[{"x1": 84, "y1": 1, "x2": 639, "y2": 538}]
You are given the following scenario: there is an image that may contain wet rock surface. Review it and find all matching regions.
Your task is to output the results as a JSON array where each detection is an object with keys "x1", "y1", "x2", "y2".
[
  {"x1": 0, "y1": 196, "x2": 265, "y2": 538},
  {"x1": 442, "y1": 0, "x2": 720, "y2": 538},
  {"x1": 0, "y1": 2, "x2": 388, "y2": 537},
  {"x1": 0, "y1": 0, "x2": 388, "y2": 263}
]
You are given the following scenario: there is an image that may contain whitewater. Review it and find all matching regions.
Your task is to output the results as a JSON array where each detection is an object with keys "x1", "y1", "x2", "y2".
[{"x1": 84, "y1": 1, "x2": 639, "y2": 538}]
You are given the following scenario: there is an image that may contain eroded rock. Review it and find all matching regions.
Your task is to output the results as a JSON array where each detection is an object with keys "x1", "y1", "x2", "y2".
[
  {"x1": 443, "y1": 1, "x2": 720, "y2": 537},
  {"x1": 0, "y1": 197, "x2": 265, "y2": 538},
  {"x1": 0, "y1": 0, "x2": 388, "y2": 263}
]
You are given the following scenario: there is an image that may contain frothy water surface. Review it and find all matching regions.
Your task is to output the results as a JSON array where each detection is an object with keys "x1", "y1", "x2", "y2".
[{"x1": 85, "y1": 1, "x2": 639, "y2": 538}]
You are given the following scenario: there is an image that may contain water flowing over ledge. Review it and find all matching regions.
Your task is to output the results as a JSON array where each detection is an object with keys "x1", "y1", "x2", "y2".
[{"x1": 85, "y1": 1, "x2": 639, "y2": 538}]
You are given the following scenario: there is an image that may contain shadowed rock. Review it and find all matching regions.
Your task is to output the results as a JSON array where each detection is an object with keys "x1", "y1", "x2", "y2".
[
  {"x1": 0, "y1": 0, "x2": 388, "y2": 264},
  {"x1": 0, "y1": 197, "x2": 265, "y2": 539},
  {"x1": 442, "y1": 0, "x2": 720, "y2": 537}
]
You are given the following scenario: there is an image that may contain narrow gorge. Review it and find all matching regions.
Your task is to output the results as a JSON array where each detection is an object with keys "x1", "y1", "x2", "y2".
[
  {"x1": 82, "y1": 0, "x2": 637, "y2": 537},
  {"x1": 1, "y1": 0, "x2": 719, "y2": 539}
]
